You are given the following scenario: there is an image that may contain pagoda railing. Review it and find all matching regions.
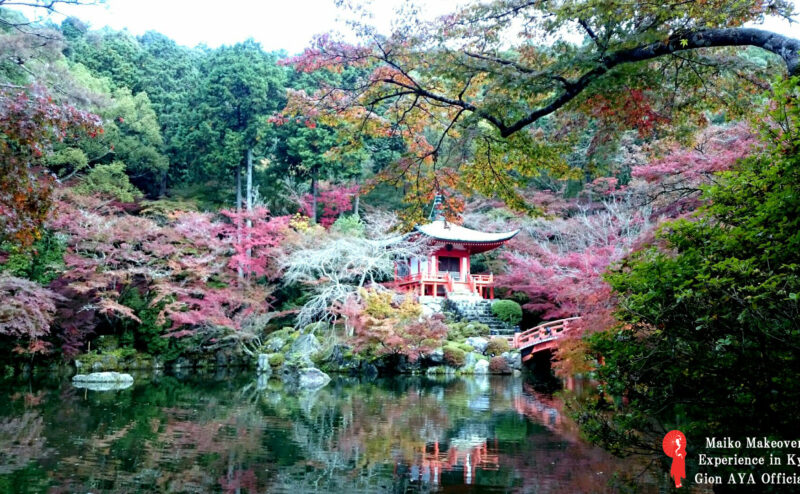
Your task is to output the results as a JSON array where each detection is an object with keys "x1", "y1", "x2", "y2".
[{"x1": 470, "y1": 273, "x2": 493, "y2": 284}]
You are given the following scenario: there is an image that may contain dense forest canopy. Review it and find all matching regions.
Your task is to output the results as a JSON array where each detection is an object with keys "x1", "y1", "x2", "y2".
[{"x1": 1, "y1": 1, "x2": 800, "y2": 486}]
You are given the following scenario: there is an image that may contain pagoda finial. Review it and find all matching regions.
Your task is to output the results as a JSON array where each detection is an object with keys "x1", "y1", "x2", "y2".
[{"x1": 428, "y1": 194, "x2": 446, "y2": 222}]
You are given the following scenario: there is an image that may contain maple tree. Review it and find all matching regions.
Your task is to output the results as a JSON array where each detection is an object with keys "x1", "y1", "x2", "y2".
[
  {"x1": 0, "y1": 85, "x2": 101, "y2": 247},
  {"x1": 0, "y1": 274, "x2": 62, "y2": 355},
  {"x1": 347, "y1": 290, "x2": 448, "y2": 362},
  {"x1": 36, "y1": 189, "x2": 291, "y2": 355},
  {"x1": 299, "y1": 183, "x2": 358, "y2": 227},
  {"x1": 283, "y1": 0, "x2": 799, "y2": 215}
]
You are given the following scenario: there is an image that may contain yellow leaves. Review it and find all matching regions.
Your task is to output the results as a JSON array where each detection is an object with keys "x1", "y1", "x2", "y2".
[{"x1": 289, "y1": 213, "x2": 312, "y2": 232}]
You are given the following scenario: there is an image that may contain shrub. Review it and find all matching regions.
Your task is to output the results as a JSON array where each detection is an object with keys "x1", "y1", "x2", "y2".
[
  {"x1": 443, "y1": 345, "x2": 466, "y2": 368},
  {"x1": 268, "y1": 353, "x2": 285, "y2": 367},
  {"x1": 331, "y1": 214, "x2": 365, "y2": 237},
  {"x1": 489, "y1": 356, "x2": 511, "y2": 374},
  {"x1": 446, "y1": 321, "x2": 490, "y2": 341},
  {"x1": 485, "y1": 337, "x2": 511, "y2": 356},
  {"x1": 491, "y1": 300, "x2": 522, "y2": 325}
]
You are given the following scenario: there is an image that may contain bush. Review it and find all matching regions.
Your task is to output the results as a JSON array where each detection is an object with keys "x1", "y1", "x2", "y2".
[
  {"x1": 331, "y1": 214, "x2": 365, "y2": 237},
  {"x1": 443, "y1": 345, "x2": 466, "y2": 368},
  {"x1": 485, "y1": 337, "x2": 511, "y2": 356},
  {"x1": 268, "y1": 353, "x2": 285, "y2": 367},
  {"x1": 491, "y1": 300, "x2": 522, "y2": 325},
  {"x1": 446, "y1": 321, "x2": 490, "y2": 341},
  {"x1": 489, "y1": 356, "x2": 511, "y2": 374}
]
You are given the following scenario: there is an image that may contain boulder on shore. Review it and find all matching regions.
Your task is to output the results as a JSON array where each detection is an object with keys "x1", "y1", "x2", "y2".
[
  {"x1": 474, "y1": 359, "x2": 490, "y2": 374},
  {"x1": 465, "y1": 337, "x2": 489, "y2": 354}
]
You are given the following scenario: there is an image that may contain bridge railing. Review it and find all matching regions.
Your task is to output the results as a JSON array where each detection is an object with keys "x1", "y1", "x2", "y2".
[{"x1": 513, "y1": 317, "x2": 581, "y2": 350}]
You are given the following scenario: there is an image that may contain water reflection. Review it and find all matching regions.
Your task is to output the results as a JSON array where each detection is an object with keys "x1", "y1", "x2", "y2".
[{"x1": 0, "y1": 373, "x2": 658, "y2": 493}]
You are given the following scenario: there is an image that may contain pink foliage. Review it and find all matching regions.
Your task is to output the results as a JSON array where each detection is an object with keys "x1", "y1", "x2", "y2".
[
  {"x1": 0, "y1": 274, "x2": 62, "y2": 354},
  {"x1": 301, "y1": 184, "x2": 358, "y2": 227},
  {"x1": 219, "y1": 207, "x2": 290, "y2": 277},
  {"x1": 281, "y1": 33, "x2": 372, "y2": 73},
  {"x1": 43, "y1": 189, "x2": 289, "y2": 354},
  {"x1": 632, "y1": 124, "x2": 756, "y2": 182},
  {"x1": 498, "y1": 200, "x2": 652, "y2": 327},
  {"x1": 345, "y1": 295, "x2": 448, "y2": 362}
]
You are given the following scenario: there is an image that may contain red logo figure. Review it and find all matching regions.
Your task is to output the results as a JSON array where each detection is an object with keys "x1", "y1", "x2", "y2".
[{"x1": 663, "y1": 430, "x2": 687, "y2": 488}]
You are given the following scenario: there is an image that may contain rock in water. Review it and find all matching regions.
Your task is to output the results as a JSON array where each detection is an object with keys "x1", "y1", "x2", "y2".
[
  {"x1": 72, "y1": 372, "x2": 134, "y2": 391},
  {"x1": 72, "y1": 372, "x2": 134, "y2": 383},
  {"x1": 298, "y1": 368, "x2": 331, "y2": 390}
]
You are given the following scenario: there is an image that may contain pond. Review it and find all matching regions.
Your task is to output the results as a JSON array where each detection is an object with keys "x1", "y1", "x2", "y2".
[{"x1": 0, "y1": 372, "x2": 660, "y2": 493}]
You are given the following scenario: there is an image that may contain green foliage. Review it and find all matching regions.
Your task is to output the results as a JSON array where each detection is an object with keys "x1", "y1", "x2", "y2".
[
  {"x1": 331, "y1": 214, "x2": 365, "y2": 237},
  {"x1": 363, "y1": 290, "x2": 396, "y2": 319},
  {"x1": 139, "y1": 198, "x2": 198, "y2": 221},
  {"x1": 446, "y1": 321, "x2": 490, "y2": 342},
  {"x1": 45, "y1": 147, "x2": 89, "y2": 177},
  {"x1": 117, "y1": 288, "x2": 183, "y2": 360},
  {"x1": 75, "y1": 162, "x2": 143, "y2": 202},
  {"x1": 443, "y1": 344, "x2": 466, "y2": 368},
  {"x1": 0, "y1": 230, "x2": 66, "y2": 284},
  {"x1": 268, "y1": 353, "x2": 285, "y2": 367},
  {"x1": 177, "y1": 40, "x2": 286, "y2": 185},
  {"x1": 485, "y1": 337, "x2": 511, "y2": 356},
  {"x1": 76, "y1": 347, "x2": 145, "y2": 371},
  {"x1": 491, "y1": 300, "x2": 522, "y2": 325},
  {"x1": 576, "y1": 78, "x2": 800, "y2": 457}
]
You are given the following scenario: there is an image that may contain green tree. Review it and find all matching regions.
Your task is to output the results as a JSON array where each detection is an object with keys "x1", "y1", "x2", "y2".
[
  {"x1": 575, "y1": 78, "x2": 800, "y2": 465},
  {"x1": 179, "y1": 40, "x2": 286, "y2": 202}
]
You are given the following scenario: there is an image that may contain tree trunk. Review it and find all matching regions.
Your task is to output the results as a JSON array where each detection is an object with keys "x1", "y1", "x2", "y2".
[
  {"x1": 159, "y1": 172, "x2": 167, "y2": 198},
  {"x1": 246, "y1": 148, "x2": 253, "y2": 212},
  {"x1": 236, "y1": 163, "x2": 243, "y2": 280},
  {"x1": 311, "y1": 168, "x2": 318, "y2": 224},
  {"x1": 353, "y1": 191, "x2": 360, "y2": 218},
  {"x1": 246, "y1": 148, "x2": 253, "y2": 265}
]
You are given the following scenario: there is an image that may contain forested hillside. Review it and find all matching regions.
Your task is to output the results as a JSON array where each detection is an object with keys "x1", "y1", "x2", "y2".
[{"x1": 2, "y1": 0, "x2": 799, "y2": 478}]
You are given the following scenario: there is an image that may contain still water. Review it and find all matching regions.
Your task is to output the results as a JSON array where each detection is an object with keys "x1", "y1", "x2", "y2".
[{"x1": 0, "y1": 372, "x2": 659, "y2": 493}]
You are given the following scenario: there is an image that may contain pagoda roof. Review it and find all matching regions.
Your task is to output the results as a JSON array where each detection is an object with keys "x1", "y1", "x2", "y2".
[{"x1": 414, "y1": 220, "x2": 519, "y2": 245}]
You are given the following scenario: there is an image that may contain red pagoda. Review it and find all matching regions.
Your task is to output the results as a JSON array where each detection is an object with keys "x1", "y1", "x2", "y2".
[{"x1": 393, "y1": 219, "x2": 519, "y2": 299}]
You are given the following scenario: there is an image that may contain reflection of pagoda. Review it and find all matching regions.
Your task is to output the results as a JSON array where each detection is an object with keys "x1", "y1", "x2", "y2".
[
  {"x1": 405, "y1": 437, "x2": 500, "y2": 486},
  {"x1": 394, "y1": 198, "x2": 518, "y2": 299}
]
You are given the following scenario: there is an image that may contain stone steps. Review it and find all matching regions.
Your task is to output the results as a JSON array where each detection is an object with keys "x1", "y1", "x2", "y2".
[{"x1": 443, "y1": 298, "x2": 518, "y2": 335}]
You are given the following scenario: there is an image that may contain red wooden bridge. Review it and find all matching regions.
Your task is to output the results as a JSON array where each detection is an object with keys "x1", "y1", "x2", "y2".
[{"x1": 511, "y1": 317, "x2": 581, "y2": 362}]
